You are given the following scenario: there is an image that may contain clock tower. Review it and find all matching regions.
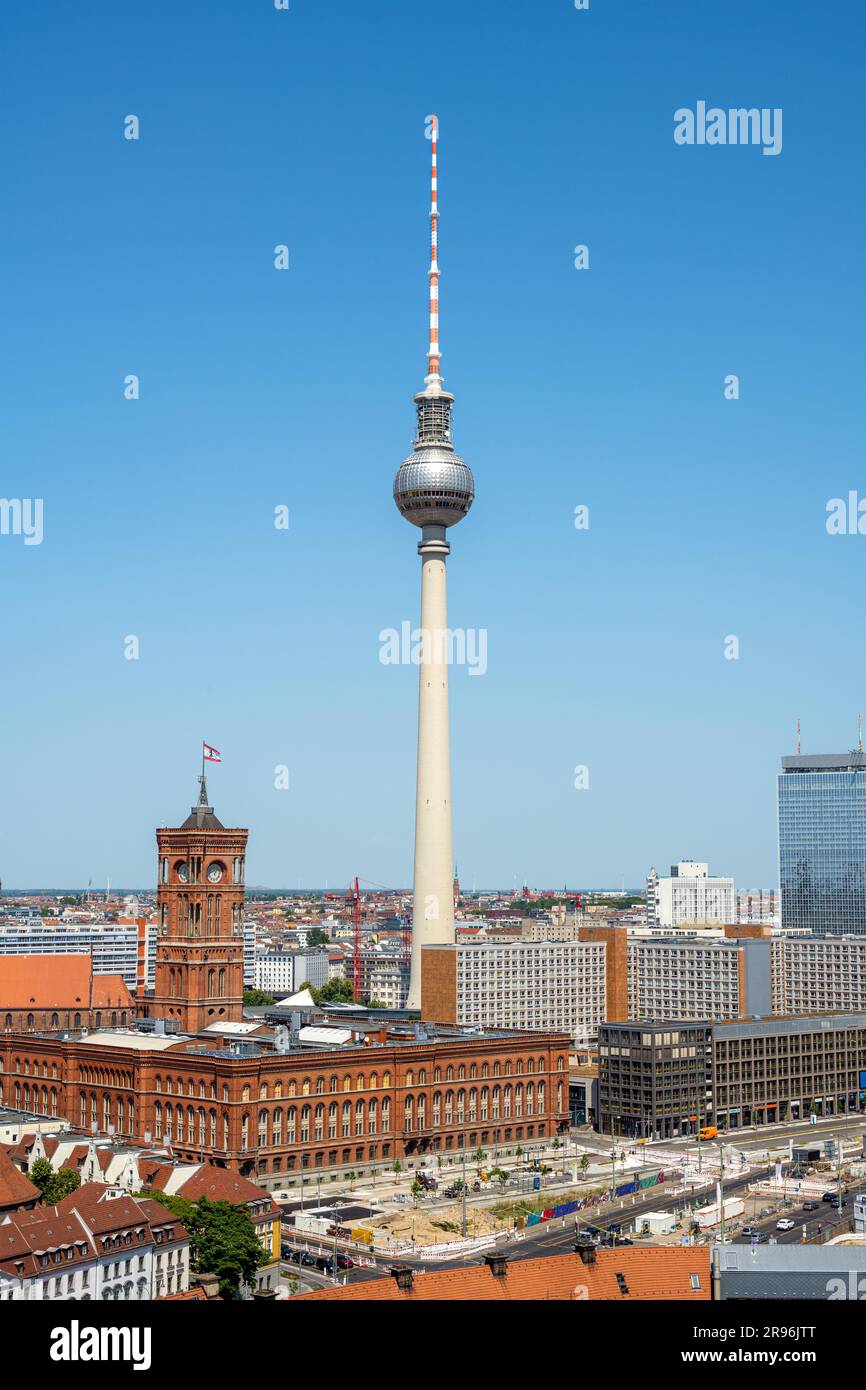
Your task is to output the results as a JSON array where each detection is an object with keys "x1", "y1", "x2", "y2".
[{"x1": 151, "y1": 775, "x2": 248, "y2": 1033}]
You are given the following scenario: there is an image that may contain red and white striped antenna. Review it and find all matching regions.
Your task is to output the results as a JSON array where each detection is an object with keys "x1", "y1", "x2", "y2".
[{"x1": 426, "y1": 113, "x2": 441, "y2": 383}]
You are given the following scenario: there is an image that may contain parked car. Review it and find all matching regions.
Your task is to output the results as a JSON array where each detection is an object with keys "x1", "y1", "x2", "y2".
[
  {"x1": 298, "y1": 1252, "x2": 316, "y2": 1267},
  {"x1": 336, "y1": 1254, "x2": 355, "y2": 1270},
  {"x1": 776, "y1": 1219, "x2": 795, "y2": 1231},
  {"x1": 741, "y1": 1225, "x2": 759, "y2": 1237},
  {"x1": 751, "y1": 1231, "x2": 769, "y2": 1243},
  {"x1": 830, "y1": 1198, "x2": 847, "y2": 1209},
  {"x1": 802, "y1": 1200, "x2": 819, "y2": 1212},
  {"x1": 822, "y1": 1191, "x2": 840, "y2": 1203}
]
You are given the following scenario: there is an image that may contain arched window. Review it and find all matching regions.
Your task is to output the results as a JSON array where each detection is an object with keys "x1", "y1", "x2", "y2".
[
  {"x1": 315, "y1": 1104, "x2": 324, "y2": 1141},
  {"x1": 328, "y1": 1103, "x2": 337, "y2": 1139},
  {"x1": 341, "y1": 1101, "x2": 351, "y2": 1138},
  {"x1": 368, "y1": 1098, "x2": 377, "y2": 1135},
  {"x1": 259, "y1": 1109, "x2": 268, "y2": 1146}
]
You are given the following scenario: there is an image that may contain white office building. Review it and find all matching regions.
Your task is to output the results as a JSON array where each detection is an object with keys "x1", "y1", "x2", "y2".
[
  {"x1": 0, "y1": 918, "x2": 142, "y2": 989},
  {"x1": 646, "y1": 862, "x2": 735, "y2": 929},
  {"x1": 254, "y1": 949, "x2": 329, "y2": 996},
  {"x1": 422, "y1": 939, "x2": 607, "y2": 1041}
]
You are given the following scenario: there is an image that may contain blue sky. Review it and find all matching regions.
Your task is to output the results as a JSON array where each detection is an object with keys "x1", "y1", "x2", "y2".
[{"x1": 2, "y1": 0, "x2": 864, "y2": 890}]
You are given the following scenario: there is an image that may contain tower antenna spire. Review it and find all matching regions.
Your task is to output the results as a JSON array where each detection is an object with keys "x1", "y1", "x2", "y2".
[
  {"x1": 796, "y1": 718, "x2": 801, "y2": 755},
  {"x1": 426, "y1": 113, "x2": 441, "y2": 385},
  {"x1": 859, "y1": 714, "x2": 862, "y2": 754}
]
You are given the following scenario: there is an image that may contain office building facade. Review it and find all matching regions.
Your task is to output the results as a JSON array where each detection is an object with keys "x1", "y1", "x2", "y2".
[
  {"x1": 778, "y1": 752, "x2": 866, "y2": 934},
  {"x1": 646, "y1": 862, "x2": 735, "y2": 928},
  {"x1": 599, "y1": 1012, "x2": 866, "y2": 1138},
  {"x1": 421, "y1": 939, "x2": 606, "y2": 1041}
]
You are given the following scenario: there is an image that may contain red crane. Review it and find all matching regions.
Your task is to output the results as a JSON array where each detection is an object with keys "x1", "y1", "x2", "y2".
[{"x1": 347, "y1": 877, "x2": 362, "y2": 999}]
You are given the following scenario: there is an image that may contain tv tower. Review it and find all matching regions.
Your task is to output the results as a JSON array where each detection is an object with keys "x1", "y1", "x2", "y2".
[{"x1": 393, "y1": 115, "x2": 475, "y2": 1009}]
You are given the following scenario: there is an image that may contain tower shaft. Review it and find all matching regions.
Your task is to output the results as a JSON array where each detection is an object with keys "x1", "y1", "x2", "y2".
[
  {"x1": 408, "y1": 530, "x2": 454, "y2": 1007},
  {"x1": 394, "y1": 116, "x2": 474, "y2": 1012}
]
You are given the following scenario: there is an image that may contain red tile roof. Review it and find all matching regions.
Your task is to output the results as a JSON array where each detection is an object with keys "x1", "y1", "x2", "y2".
[
  {"x1": 171, "y1": 1167, "x2": 280, "y2": 1218},
  {"x1": 0, "y1": 1148, "x2": 40, "y2": 1210},
  {"x1": 0, "y1": 955, "x2": 91, "y2": 1008},
  {"x1": 294, "y1": 1246, "x2": 712, "y2": 1301},
  {"x1": 90, "y1": 974, "x2": 133, "y2": 1008},
  {"x1": 0, "y1": 955, "x2": 132, "y2": 1010}
]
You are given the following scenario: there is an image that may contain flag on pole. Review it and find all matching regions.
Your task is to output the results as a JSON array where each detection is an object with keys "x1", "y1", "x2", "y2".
[{"x1": 203, "y1": 742, "x2": 222, "y2": 763}]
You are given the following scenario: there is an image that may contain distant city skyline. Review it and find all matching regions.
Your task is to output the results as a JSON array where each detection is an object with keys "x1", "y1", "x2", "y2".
[{"x1": 2, "y1": 1, "x2": 864, "y2": 888}]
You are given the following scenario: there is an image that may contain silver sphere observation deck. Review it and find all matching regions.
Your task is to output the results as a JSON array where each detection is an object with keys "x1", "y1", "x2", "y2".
[{"x1": 393, "y1": 386, "x2": 475, "y2": 530}]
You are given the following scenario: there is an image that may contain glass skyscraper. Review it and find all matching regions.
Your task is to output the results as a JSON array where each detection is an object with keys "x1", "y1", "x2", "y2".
[{"x1": 778, "y1": 753, "x2": 866, "y2": 934}]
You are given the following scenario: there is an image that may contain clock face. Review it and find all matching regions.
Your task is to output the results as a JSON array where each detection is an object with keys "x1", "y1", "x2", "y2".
[
  {"x1": 176, "y1": 863, "x2": 190, "y2": 883},
  {"x1": 207, "y1": 863, "x2": 224, "y2": 883}
]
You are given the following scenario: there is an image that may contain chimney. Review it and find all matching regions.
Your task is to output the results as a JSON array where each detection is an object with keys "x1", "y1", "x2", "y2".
[
  {"x1": 484, "y1": 1252, "x2": 509, "y2": 1279},
  {"x1": 390, "y1": 1265, "x2": 414, "y2": 1292},
  {"x1": 574, "y1": 1238, "x2": 597, "y2": 1265}
]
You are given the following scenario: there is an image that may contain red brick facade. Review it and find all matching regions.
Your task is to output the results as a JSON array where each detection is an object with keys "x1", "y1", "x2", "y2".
[{"x1": 0, "y1": 1030, "x2": 571, "y2": 1179}]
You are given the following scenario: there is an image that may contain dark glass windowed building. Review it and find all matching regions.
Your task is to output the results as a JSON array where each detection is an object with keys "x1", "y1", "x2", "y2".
[{"x1": 778, "y1": 753, "x2": 866, "y2": 934}]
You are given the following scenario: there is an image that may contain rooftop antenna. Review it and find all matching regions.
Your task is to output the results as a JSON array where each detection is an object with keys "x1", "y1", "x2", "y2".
[
  {"x1": 860, "y1": 715, "x2": 863, "y2": 755},
  {"x1": 426, "y1": 113, "x2": 440, "y2": 385},
  {"x1": 796, "y1": 718, "x2": 801, "y2": 755}
]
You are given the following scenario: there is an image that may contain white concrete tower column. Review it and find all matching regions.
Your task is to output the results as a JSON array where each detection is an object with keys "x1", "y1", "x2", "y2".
[
  {"x1": 408, "y1": 527, "x2": 454, "y2": 1008},
  {"x1": 392, "y1": 118, "x2": 475, "y2": 1012}
]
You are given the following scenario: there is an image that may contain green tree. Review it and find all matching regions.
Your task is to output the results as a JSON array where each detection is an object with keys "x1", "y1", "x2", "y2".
[
  {"x1": 579, "y1": 1154, "x2": 590, "y2": 1177},
  {"x1": 306, "y1": 977, "x2": 355, "y2": 1005},
  {"x1": 28, "y1": 1158, "x2": 54, "y2": 1199},
  {"x1": 305, "y1": 928, "x2": 329, "y2": 947},
  {"x1": 29, "y1": 1159, "x2": 81, "y2": 1205},
  {"x1": 51, "y1": 1168, "x2": 81, "y2": 1202},
  {"x1": 242, "y1": 989, "x2": 275, "y2": 1006},
  {"x1": 144, "y1": 1193, "x2": 265, "y2": 1300}
]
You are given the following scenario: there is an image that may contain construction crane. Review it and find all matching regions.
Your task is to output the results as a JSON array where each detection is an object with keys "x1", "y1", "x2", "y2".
[
  {"x1": 346, "y1": 877, "x2": 362, "y2": 999},
  {"x1": 402, "y1": 913, "x2": 412, "y2": 969}
]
